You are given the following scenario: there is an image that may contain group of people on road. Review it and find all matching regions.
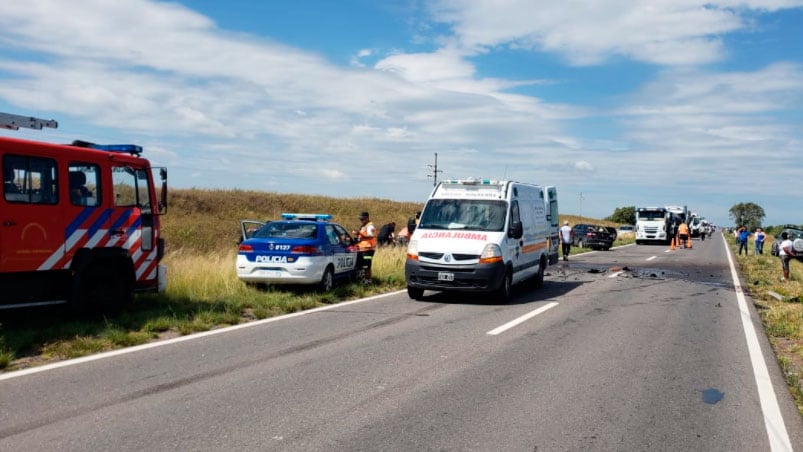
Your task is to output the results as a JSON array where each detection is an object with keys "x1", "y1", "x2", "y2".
[
  {"x1": 735, "y1": 226, "x2": 766, "y2": 256},
  {"x1": 349, "y1": 210, "x2": 422, "y2": 283},
  {"x1": 369, "y1": 211, "x2": 421, "y2": 247},
  {"x1": 734, "y1": 225, "x2": 798, "y2": 282},
  {"x1": 356, "y1": 212, "x2": 798, "y2": 283}
]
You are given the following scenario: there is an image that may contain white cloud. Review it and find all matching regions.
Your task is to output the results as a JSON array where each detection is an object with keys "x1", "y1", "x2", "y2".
[
  {"x1": 0, "y1": 0, "x2": 801, "y2": 225},
  {"x1": 376, "y1": 48, "x2": 475, "y2": 82},
  {"x1": 428, "y1": 0, "x2": 803, "y2": 65}
]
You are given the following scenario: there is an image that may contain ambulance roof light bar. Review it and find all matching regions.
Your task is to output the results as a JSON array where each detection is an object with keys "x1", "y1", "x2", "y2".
[
  {"x1": 0, "y1": 112, "x2": 58, "y2": 131},
  {"x1": 281, "y1": 213, "x2": 333, "y2": 222},
  {"x1": 443, "y1": 178, "x2": 498, "y2": 185}
]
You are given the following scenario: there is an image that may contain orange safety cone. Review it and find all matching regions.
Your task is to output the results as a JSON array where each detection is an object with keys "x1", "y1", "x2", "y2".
[
  {"x1": 687, "y1": 236, "x2": 692, "y2": 249},
  {"x1": 670, "y1": 236, "x2": 675, "y2": 250}
]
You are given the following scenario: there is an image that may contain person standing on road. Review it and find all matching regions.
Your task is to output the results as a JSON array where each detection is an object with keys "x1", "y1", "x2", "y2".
[
  {"x1": 754, "y1": 227, "x2": 766, "y2": 255},
  {"x1": 377, "y1": 222, "x2": 396, "y2": 246},
  {"x1": 559, "y1": 220, "x2": 573, "y2": 261},
  {"x1": 353, "y1": 211, "x2": 377, "y2": 282},
  {"x1": 737, "y1": 226, "x2": 751, "y2": 255},
  {"x1": 677, "y1": 221, "x2": 691, "y2": 248},
  {"x1": 779, "y1": 232, "x2": 796, "y2": 281}
]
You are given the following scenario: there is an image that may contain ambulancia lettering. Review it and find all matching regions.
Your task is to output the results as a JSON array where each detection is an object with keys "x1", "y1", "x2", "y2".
[{"x1": 420, "y1": 231, "x2": 488, "y2": 241}]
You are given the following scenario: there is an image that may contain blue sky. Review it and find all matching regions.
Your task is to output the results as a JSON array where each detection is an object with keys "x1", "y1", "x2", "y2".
[{"x1": 1, "y1": 0, "x2": 802, "y2": 226}]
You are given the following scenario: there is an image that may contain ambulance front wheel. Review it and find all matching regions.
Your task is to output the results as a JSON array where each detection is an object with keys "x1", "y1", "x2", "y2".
[
  {"x1": 407, "y1": 287, "x2": 424, "y2": 300},
  {"x1": 493, "y1": 269, "x2": 512, "y2": 303}
]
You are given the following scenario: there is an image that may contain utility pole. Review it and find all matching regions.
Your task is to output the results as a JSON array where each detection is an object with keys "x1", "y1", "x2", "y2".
[{"x1": 427, "y1": 152, "x2": 443, "y2": 187}]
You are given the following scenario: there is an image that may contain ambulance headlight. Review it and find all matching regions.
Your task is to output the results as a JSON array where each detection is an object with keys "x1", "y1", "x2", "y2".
[
  {"x1": 479, "y1": 243, "x2": 503, "y2": 264},
  {"x1": 406, "y1": 240, "x2": 419, "y2": 260}
]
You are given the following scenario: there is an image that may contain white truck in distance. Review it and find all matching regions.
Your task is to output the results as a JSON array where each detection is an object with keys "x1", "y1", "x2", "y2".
[{"x1": 635, "y1": 206, "x2": 670, "y2": 244}]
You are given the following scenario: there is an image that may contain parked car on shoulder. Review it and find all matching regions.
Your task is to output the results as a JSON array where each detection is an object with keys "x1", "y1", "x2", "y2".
[
  {"x1": 571, "y1": 223, "x2": 616, "y2": 250},
  {"x1": 616, "y1": 225, "x2": 635, "y2": 236},
  {"x1": 236, "y1": 213, "x2": 360, "y2": 291},
  {"x1": 770, "y1": 226, "x2": 803, "y2": 260}
]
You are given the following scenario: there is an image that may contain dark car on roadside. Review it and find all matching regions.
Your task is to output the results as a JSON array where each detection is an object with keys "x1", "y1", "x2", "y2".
[
  {"x1": 770, "y1": 226, "x2": 803, "y2": 260},
  {"x1": 572, "y1": 223, "x2": 616, "y2": 250}
]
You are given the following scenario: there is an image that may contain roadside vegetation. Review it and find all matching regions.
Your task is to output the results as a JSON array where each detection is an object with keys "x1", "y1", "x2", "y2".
[
  {"x1": 727, "y1": 232, "x2": 803, "y2": 415},
  {"x1": 0, "y1": 189, "x2": 419, "y2": 371},
  {"x1": 4, "y1": 189, "x2": 798, "y2": 420},
  {"x1": 0, "y1": 190, "x2": 626, "y2": 371}
]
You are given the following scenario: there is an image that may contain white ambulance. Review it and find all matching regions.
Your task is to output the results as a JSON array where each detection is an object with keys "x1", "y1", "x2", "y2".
[{"x1": 405, "y1": 179, "x2": 559, "y2": 302}]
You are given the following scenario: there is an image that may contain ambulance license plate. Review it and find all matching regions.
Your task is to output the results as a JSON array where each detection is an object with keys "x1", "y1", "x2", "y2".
[{"x1": 438, "y1": 272, "x2": 454, "y2": 282}]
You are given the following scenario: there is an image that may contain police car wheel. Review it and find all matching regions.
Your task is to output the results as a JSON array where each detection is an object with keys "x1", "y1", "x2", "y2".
[{"x1": 319, "y1": 267, "x2": 334, "y2": 292}]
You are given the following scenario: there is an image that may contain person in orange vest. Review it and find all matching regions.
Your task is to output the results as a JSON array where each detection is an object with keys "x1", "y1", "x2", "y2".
[
  {"x1": 677, "y1": 221, "x2": 691, "y2": 248},
  {"x1": 354, "y1": 211, "x2": 377, "y2": 281}
]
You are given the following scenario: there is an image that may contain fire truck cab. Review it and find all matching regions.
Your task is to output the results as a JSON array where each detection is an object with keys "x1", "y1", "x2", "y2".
[{"x1": 1, "y1": 112, "x2": 167, "y2": 311}]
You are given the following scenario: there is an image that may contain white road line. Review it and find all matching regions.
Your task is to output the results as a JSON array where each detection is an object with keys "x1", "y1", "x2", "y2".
[
  {"x1": 0, "y1": 290, "x2": 406, "y2": 382},
  {"x1": 486, "y1": 302, "x2": 559, "y2": 336},
  {"x1": 647, "y1": 256, "x2": 657, "y2": 261},
  {"x1": 608, "y1": 272, "x2": 623, "y2": 278},
  {"x1": 723, "y1": 234, "x2": 793, "y2": 451}
]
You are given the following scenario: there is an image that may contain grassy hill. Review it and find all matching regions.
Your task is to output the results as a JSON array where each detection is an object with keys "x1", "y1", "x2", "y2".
[
  {"x1": 161, "y1": 188, "x2": 621, "y2": 253},
  {"x1": 162, "y1": 188, "x2": 425, "y2": 253}
]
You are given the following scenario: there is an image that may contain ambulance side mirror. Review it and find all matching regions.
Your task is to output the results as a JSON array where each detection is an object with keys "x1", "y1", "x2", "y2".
[{"x1": 509, "y1": 221, "x2": 523, "y2": 239}]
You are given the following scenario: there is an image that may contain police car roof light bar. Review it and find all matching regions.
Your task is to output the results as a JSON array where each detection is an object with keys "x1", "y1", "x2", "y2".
[
  {"x1": 281, "y1": 213, "x2": 333, "y2": 221},
  {"x1": 0, "y1": 112, "x2": 58, "y2": 131}
]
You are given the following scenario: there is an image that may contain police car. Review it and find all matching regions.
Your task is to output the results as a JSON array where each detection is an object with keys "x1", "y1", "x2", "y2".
[{"x1": 237, "y1": 213, "x2": 359, "y2": 291}]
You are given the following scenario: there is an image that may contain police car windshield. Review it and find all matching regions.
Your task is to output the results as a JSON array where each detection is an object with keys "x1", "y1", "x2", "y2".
[
  {"x1": 254, "y1": 221, "x2": 318, "y2": 239},
  {"x1": 419, "y1": 199, "x2": 506, "y2": 232}
]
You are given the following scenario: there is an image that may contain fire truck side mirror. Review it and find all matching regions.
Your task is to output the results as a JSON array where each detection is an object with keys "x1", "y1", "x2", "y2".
[{"x1": 158, "y1": 167, "x2": 168, "y2": 214}]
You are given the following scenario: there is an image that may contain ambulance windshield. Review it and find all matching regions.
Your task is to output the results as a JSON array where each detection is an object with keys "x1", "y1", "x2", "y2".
[{"x1": 418, "y1": 199, "x2": 506, "y2": 232}]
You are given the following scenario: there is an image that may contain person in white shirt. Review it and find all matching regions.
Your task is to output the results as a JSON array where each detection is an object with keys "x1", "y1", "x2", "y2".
[
  {"x1": 559, "y1": 220, "x2": 574, "y2": 261},
  {"x1": 779, "y1": 232, "x2": 796, "y2": 281}
]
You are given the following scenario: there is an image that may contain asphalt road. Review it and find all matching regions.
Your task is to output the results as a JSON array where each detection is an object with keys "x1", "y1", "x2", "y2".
[{"x1": 2, "y1": 233, "x2": 802, "y2": 451}]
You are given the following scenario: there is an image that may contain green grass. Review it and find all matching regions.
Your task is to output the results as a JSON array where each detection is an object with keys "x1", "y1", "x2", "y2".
[
  {"x1": 728, "y1": 233, "x2": 803, "y2": 415},
  {"x1": 0, "y1": 245, "x2": 409, "y2": 371}
]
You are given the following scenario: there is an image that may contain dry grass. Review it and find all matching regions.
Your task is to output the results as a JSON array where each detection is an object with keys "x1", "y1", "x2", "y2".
[
  {"x1": 163, "y1": 188, "x2": 424, "y2": 254},
  {"x1": 730, "y1": 234, "x2": 803, "y2": 415}
]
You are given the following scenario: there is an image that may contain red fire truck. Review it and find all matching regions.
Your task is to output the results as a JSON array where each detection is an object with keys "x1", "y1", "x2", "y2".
[{"x1": 1, "y1": 112, "x2": 167, "y2": 311}]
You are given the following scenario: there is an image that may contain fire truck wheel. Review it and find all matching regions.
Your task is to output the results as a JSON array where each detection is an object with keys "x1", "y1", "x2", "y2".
[{"x1": 74, "y1": 263, "x2": 131, "y2": 312}]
